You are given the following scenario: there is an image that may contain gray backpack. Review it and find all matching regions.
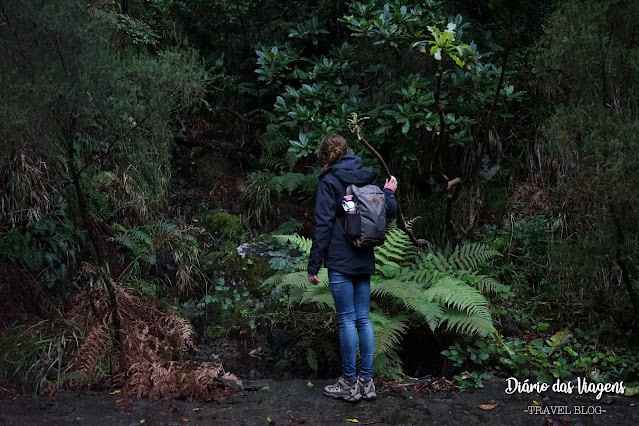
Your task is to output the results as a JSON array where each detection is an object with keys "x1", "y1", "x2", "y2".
[{"x1": 343, "y1": 184, "x2": 387, "y2": 248}]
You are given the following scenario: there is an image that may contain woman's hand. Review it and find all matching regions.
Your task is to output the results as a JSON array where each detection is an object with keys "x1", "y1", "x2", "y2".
[
  {"x1": 384, "y1": 175, "x2": 398, "y2": 192},
  {"x1": 308, "y1": 273, "x2": 320, "y2": 285}
]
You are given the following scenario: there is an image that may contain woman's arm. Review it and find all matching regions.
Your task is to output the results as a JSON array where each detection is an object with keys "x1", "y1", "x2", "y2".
[{"x1": 307, "y1": 178, "x2": 337, "y2": 276}]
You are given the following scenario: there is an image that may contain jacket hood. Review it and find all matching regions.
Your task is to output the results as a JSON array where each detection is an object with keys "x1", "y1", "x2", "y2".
[{"x1": 327, "y1": 154, "x2": 375, "y2": 185}]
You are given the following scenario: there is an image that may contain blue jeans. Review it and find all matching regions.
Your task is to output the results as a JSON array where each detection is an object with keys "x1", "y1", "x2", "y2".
[{"x1": 328, "y1": 270, "x2": 375, "y2": 381}]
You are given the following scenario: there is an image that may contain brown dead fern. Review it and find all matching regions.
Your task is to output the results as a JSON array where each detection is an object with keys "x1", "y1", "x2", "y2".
[{"x1": 64, "y1": 266, "x2": 241, "y2": 400}]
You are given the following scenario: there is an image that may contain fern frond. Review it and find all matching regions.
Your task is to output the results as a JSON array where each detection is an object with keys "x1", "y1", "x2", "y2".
[
  {"x1": 263, "y1": 157, "x2": 286, "y2": 172},
  {"x1": 369, "y1": 311, "x2": 407, "y2": 358},
  {"x1": 371, "y1": 279, "x2": 443, "y2": 326},
  {"x1": 466, "y1": 273, "x2": 510, "y2": 294},
  {"x1": 428, "y1": 251, "x2": 451, "y2": 273},
  {"x1": 131, "y1": 227, "x2": 153, "y2": 249},
  {"x1": 375, "y1": 220, "x2": 418, "y2": 271},
  {"x1": 301, "y1": 290, "x2": 334, "y2": 310},
  {"x1": 401, "y1": 253, "x2": 438, "y2": 283},
  {"x1": 423, "y1": 277, "x2": 492, "y2": 320},
  {"x1": 276, "y1": 268, "x2": 329, "y2": 307},
  {"x1": 264, "y1": 133, "x2": 290, "y2": 156},
  {"x1": 369, "y1": 310, "x2": 407, "y2": 378},
  {"x1": 262, "y1": 273, "x2": 283, "y2": 288},
  {"x1": 276, "y1": 271, "x2": 311, "y2": 291},
  {"x1": 372, "y1": 349, "x2": 403, "y2": 379},
  {"x1": 438, "y1": 309, "x2": 497, "y2": 335},
  {"x1": 274, "y1": 234, "x2": 313, "y2": 256},
  {"x1": 150, "y1": 220, "x2": 179, "y2": 238},
  {"x1": 268, "y1": 172, "x2": 318, "y2": 196},
  {"x1": 448, "y1": 243, "x2": 501, "y2": 271}
]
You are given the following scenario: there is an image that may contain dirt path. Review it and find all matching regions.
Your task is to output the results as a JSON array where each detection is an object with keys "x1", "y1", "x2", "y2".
[{"x1": 0, "y1": 378, "x2": 637, "y2": 425}]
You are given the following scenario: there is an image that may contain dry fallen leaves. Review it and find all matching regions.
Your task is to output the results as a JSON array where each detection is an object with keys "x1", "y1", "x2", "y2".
[
  {"x1": 478, "y1": 399, "x2": 497, "y2": 410},
  {"x1": 413, "y1": 377, "x2": 459, "y2": 395}
]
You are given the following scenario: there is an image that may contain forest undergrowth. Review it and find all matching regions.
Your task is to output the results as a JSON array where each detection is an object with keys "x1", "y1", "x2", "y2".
[{"x1": 1, "y1": 0, "x2": 638, "y2": 401}]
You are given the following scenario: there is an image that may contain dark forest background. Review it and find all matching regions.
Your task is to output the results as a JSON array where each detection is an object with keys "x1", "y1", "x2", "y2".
[{"x1": 1, "y1": 0, "x2": 638, "y2": 398}]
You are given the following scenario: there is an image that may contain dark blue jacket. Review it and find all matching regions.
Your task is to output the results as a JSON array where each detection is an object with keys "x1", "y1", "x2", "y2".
[{"x1": 307, "y1": 154, "x2": 397, "y2": 276}]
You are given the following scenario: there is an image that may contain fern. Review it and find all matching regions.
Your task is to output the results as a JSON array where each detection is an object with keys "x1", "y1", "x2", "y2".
[
  {"x1": 465, "y1": 273, "x2": 510, "y2": 294},
  {"x1": 438, "y1": 309, "x2": 497, "y2": 335},
  {"x1": 112, "y1": 224, "x2": 154, "y2": 256},
  {"x1": 267, "y1": 219, "x2": 505, "y2": 378},
  {"x1": 263, "y1": 157, "x2": 286, "y2": 172},
  {"x1": 300, "y1": 290, "x2": 334, "y2": 310},
  {"x1": 375, "y1": 219, "x2": 419, "y2": 273},
  {"x1": 274, "y1": 234, "x2": 313, "y2": 256},
  {"x1": 370, "y1": 311, "x2": 408, "y2": 357},
  {"x1": 273, "y1": 219, "x2": 303, "y2": 235},
  {"x1": 264, "y1": 132, "x2": 290, "y2": 156},
  {"x1": 447, "y1": 242, "x2": 502, "y2": 271},
  {"x1": 424, "y1": 277, "x2": 492, "y2": 319},
  {"x1": 371, "y1": 279, "x2": 443, "y2": 327},
  {"x1": 370, "y1": 311, "x2": 407, "y2": 378}
]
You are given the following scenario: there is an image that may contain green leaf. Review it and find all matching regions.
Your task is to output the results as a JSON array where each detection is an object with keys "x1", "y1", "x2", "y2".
[{"x1": 401, "y1": 119, "x2": 410, "y2": 134}]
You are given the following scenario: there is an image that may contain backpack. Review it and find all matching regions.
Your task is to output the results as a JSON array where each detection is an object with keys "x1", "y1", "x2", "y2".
[{"x1": 342, "y1": 183, "x2": 387, "y2": 248}]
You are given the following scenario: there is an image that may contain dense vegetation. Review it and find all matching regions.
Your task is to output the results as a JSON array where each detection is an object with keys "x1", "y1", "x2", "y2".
[{"x1": 1, "y1": 0, "x2": 638, "y2": 397}]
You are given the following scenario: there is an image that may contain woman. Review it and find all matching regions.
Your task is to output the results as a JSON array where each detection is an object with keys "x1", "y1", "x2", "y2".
[{"x1": 307, "y1": 133, "x2": 398, "y2": 402}]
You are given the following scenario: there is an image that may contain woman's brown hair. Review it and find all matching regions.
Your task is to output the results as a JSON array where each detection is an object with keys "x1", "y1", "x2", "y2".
[{"x1": 318, "y1": 133, "x2": 350, "y2": 166}]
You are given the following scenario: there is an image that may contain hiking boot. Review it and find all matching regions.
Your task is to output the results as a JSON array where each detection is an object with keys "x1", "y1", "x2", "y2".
[
  {"x1": 323, "y1": 377, "x2": 361, "y2": 402},
  {"x1": 358, "y1": 377, "x2": 377, "y2": 400}
]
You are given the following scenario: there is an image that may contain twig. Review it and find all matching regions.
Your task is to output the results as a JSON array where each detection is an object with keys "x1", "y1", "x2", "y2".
[{"x1": 348, "y1": 113, "x2": 423, "y2": 247}]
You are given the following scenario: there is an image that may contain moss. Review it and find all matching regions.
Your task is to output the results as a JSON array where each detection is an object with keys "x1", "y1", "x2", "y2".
[
  {"x1": 204, "y1": 324, "x2": 227, "y2": 338},
  {"x1": 223, "y1": 251, "x2": 274, "y2": 295},
  {"x1": 205, "y1": 209, "x2": 243, "y2": 235}
]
